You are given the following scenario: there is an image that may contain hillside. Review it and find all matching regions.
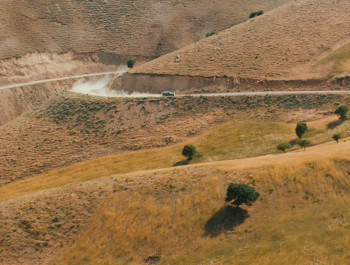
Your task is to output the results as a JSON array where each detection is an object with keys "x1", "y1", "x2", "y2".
[
  {"x1": 49, "y1": 155, "x2": 350, "y2": 265},
  {"x1": 1, "y1": 92, "x2": 349, "y2": 187},
  {"x1": 1, "y1": 140, "x2": 347, "y2": 265},
  {"x1": 117, "y1": 0, "x2": 350, "y2": 93},
  {"x1": 0, "y1": 0, "x2": 290, "y2": 60}
]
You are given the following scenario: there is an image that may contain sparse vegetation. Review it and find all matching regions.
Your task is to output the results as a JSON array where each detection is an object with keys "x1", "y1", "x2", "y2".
[
  {"x1": 127, "y1": 59, "x2": 136, "y2": 69},
  {"x1": 277, "y1": 142, "x2": 291, "y2": 153},
  {"x1": 225, "y1": 183, "x2": 260, "y2": 207},
  {"x1": 206, "y1": 31, "x2": 216, "y2": 37},
  {"x1": 249, "y1": 10, "x2": 264, "y2": 18},
  {"x1": 182, "y1": 145, "x2": 196, "y2": 160},
  {"x1": 334, "y1": 105, "x2": 349, "y2": 121},
  {"x1": 332, "y1": 133, "x2": 341, "y2": 143},
  {"x1": 295, "y1": 122, "x2": 308, "y2": 139},
  {"x1": 298, "y1": 139, "x2": 311, "y2": 150}
]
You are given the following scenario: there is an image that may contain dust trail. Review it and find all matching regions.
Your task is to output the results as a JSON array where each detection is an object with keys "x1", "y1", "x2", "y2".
[{"x1": 69, "y1": 67, "x2": 161, "y2": 98}]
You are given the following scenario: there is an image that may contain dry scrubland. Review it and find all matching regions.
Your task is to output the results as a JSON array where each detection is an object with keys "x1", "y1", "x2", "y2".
[
  {"x1": 42, "y1": 144, "x2": 350, "y2": 264},
  {"x1": 132, "y1": 0, "x2": 350, "y2": 80},
  {"x1": 0, "y1": 0, "x2": 289, "y2": 60},
  {"x1": 1, "y1": 93, "x2": 349, "y2": 186},
  {"x1": 1, "y1": 138, "x2": 350, "y2": 265}
]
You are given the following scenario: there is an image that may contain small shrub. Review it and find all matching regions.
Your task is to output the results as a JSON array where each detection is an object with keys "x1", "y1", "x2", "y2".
[
  {"x1": 249, "y1": 12, "x2": 257, "y2": 18},
  {"x1": 332, "y1": 133, "x2": 341, "y2": 143},
  {"x1": 249, "y1": 10, "x2": 264, "y2": 18},
  {"x1": 298, "y1": 139, "x2": 311, "y2": 150},
  {"x1": 225, "y1": 183, "x2": 260, "y2": 207},
  {"x1": 206, "y1": 31, "x2": 216, "y2": 37},
  {"x1": 127, "y1": 59, "x2": 136, "y2": 69},
  {"x1": 277, "y1": 142, "x2": 292, "y2": 153},
  {"x1": 334, "y1": 105, "x2": 349, "y2": 120},
  {"x1": 182, "y1": 145, "x2": 196, "y2": 160}
]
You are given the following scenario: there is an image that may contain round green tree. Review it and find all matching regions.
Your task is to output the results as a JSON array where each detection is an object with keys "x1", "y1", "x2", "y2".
[
  {"x1": 298, "y1": 139, "x2": 311, "y2": 150},
  {"x1": 332, "y1": 133, "x2": 341, "y2": 143},
  {"x1": 182, "y1": 145, "x2": 196, "y2": 160},
  {"x1": 295, "y1": 122, "x2": 308, "y2": 139},
  {"x1": 334, "y1": 105, "x2": 349, "y2": 121},
  {"x1": 225, "y1": 183, "x2": 260, "y2": 207},
  {"x1": 127, "y1": 59, "x2": 136, "y2": 68},
  {"x1": 277, "y1": 142, "x2": 292, "y2": 153}
]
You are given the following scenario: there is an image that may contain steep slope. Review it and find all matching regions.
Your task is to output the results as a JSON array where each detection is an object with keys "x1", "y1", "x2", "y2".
[
  {"x1": 118, "y1": 0, "x2": 350, "y2": 93},
  {"x1": 0, "y1": 0, "x2": 290, "y2": 60},
  {"x1": 1, "y1": 92, "x2": 348, "y2": 187}
]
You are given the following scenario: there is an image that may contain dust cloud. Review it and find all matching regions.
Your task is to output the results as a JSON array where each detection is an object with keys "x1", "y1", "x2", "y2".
[{"x1": 69, "y1": 67, "x2": 161, "y2": 98}]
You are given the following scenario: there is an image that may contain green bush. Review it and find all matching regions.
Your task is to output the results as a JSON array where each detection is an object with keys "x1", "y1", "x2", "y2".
[
  {"x1": 334, "y1": 105, "x2": 349, "y2": 120},
  {"x1": 332, "y1": 133, "x2": 341, "y2": 143},
  {"x1": 206, "y1": 31, "x2": 216, "y2": 37},
  {"x1": 249, "y1": 12, "x2": 257, "y2": 18},
  {"x1": 277, "y1": 142, "x2": 292, "y2": 153},
  {"x1": 298, "y1": 139, "x2": 311, "y2": 150},
  {"x1": 225, "y1": 183, "x2": 260, "y2": 207},
  {"x1": 249, "y1": 10, "x2": 264, "y2": 18},
  {"x1": 295, "y1": 122, "x2": 308, "y2": 139},
  {"x1": 182, "y1": 145, "x2": 196, "y2": 160},
  {"x1": 127, "y1": 59, "x2": 136, "y2": 69}
]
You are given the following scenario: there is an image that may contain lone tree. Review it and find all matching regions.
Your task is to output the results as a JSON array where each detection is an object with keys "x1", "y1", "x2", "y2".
[
  {"x1": 225, "y1": 183, "x2": 260, "y2": 207},
  {"x1": 277, "y1": 142, "x2": 292, "y2": 153},
  {"x1": 298, "y1": 139, "x2": 311, "y2": 150},
  {"x1": 127, "y1": 59, "x2": 136, "y2": 68},
  {"x1": 295, "y1": 122, "x2": 308, "y2": 139},
  {"x1": 182, "y1": 145, "x2": 196, "y2": 160},
  {"x1": 332, "y1": 133, "x2": 341, "y2": 143},
  {"x1": 334, "y1": 105, "x2": 349, "y2": 121}
]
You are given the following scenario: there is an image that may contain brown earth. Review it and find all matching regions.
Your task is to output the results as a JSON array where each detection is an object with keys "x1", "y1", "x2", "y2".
[
  {"x1": 122, "y1": 0, "x2": 350, "y2": 93},
  {"x1": 0, "y1": 0, "x2": 290, "y2": 60},
  {"x1": 1, "y1": 92, "x2": 349, "y2": 187}
]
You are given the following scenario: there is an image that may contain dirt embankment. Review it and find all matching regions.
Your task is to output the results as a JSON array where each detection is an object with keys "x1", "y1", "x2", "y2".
[
  {"x1": 0, "y1": 52, "x2": 150, "y2": 86},
  {"x1": 0, "y1": 80, "x2": 74, "y2": 126},
  {"x1": 0, "y1": 51, "x2": 151, "y2": 125},
  {"x1": 111, "y1": 73, "x2": 340, "y2": 94}
]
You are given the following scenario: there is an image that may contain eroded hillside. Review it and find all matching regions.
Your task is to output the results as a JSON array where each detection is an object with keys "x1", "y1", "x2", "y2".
[
  {"x1": 0, "y1": 0, "x2": 290, "y2": 60},
  {"x1": 119, "y1": 0, "x2": 350, "y2": 93}
]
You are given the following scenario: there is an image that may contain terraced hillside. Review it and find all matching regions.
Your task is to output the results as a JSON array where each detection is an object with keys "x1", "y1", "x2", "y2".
[
  {"x1": 0, "y1": 0, "x2": 290, "y2": 60},
  {"x1": 117, "y1": 0, "x2": 350, "y2": 93}
]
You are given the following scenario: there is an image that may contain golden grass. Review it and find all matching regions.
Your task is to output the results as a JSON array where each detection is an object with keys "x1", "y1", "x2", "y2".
[
  {"x1": 318, "y1": 42, "x2": 350, "y2": 72},
  {"x1": 49, "y1": 159, "x2": 350, "y2": 265},
  {"x1": 1, "y1": 118, "x2": 349, "y2": 202}
]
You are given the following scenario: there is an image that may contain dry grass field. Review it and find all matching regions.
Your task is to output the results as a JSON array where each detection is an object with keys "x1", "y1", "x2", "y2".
[
  {"x1": 132, "y1": 0, "x2": 350, "y2": 81},
  {"x1": 46, "y1": 142, "x2": 350, "y2": 265},
  {"x1": 1, "y1": 136, "x2": 350, "y2": 265}
]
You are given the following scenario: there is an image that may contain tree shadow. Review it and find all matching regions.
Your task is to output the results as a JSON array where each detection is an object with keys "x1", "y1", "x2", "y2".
[
  {"x1": 289, "y1": 138, "x2": 299, "y2": 146},
  {"x1": 327, "y1": 120, "x2": 343, "y2": 130},
  {"x1": 173, "y1": 159, "x2": 191, "y2": 167},
  {"x1": 203, "y1": 206, "x2": 249, "y2": 238}
]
